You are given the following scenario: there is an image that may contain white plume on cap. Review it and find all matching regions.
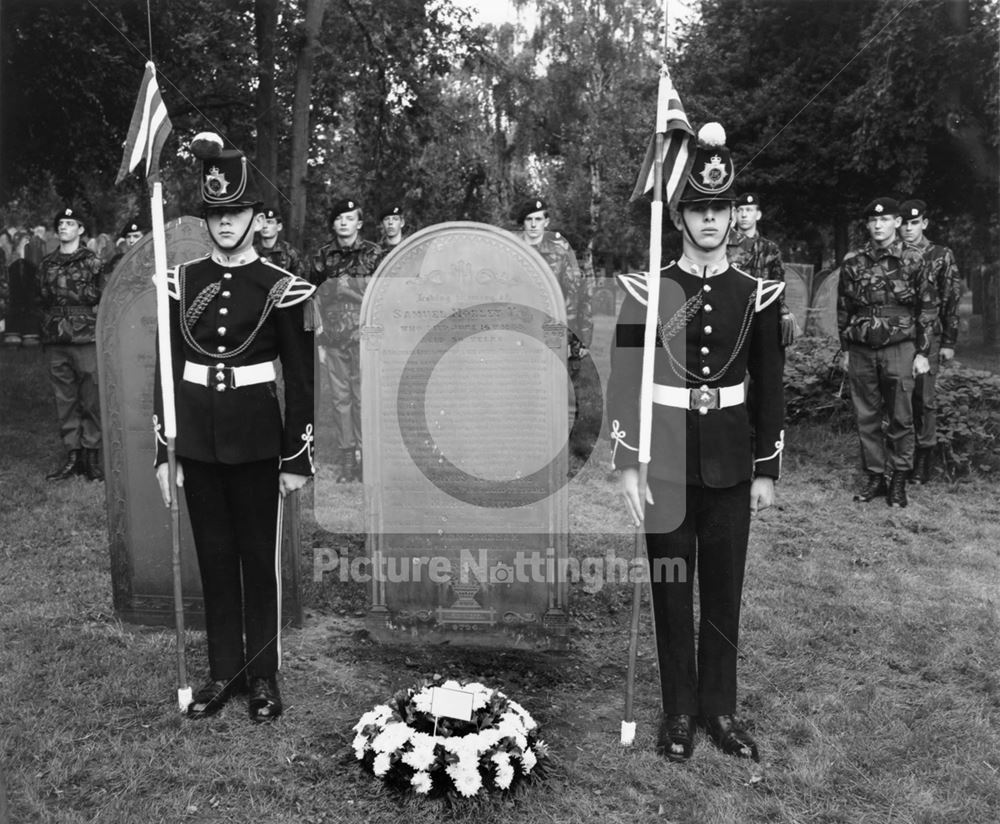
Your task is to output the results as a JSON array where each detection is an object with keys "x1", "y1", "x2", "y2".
[
  {"x1": 191, "y1": 132, "x2": 224, "y2": 160},
  {"x1": 697, "y1": 122, "x2": 727, "y2": 148}
]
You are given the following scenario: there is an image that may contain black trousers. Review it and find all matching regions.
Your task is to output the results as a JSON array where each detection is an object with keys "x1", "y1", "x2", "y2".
[
  {"x1": 644, "y1": 479, "x2": 751, "y2": 716},
  {"x1": 182, "y1": 457, "x2": 282, "y2": 681}
]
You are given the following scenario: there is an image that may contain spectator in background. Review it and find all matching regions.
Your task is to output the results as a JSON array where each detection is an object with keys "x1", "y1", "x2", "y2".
[
  {"x1": 837, "y1": 198, "x2": 936, "y2": 508},
  {"x1": 899, "y1": 199, "x2": 963, "y2": 484},
  {"x1": 107, "y1": 216, "x2": 147, "y2": 272},
  {"x1": 38, "y1": 206, "x2": 106, "y2": 481}
]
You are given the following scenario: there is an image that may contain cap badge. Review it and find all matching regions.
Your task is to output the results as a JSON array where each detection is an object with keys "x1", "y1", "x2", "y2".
[
  {"x1": 699, "y1": 154, "x2": 729, "y2": 189},
  {"x1": 205, "y1": 167, "x2": 230, "y2": 196},
  {"x1": 535, "y1": 200, "x2": 542, "y2": 209},
  {"x1": 875, "y1": 203, "x2": 884, "y2": 214}
]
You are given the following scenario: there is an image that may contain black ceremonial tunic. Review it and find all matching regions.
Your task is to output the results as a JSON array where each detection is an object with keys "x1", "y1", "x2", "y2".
[{"x1": 153, "y1": 253, "x2": 315, "y2": 681}]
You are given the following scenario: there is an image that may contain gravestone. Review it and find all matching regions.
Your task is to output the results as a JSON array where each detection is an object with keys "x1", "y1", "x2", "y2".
[
  {"x1": 97, "y1": 216, "x2": 302, "y2": 627},
  {"x1": 348, "y1": 222, "x2": 570, "y2": 648},
  {"x1": 810, "y1": 268, "x2": 841, "y2": 338},
  {"x1": 782, "y1": 263, "x2": 813, "y2": 333}
]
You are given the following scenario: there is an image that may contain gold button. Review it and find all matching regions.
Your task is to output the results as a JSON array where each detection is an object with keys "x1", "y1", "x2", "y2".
[
  {"x1": 215, "y1": 384, "x2": 226, "y2": 393},
  {"x1": 222, "y1": 291, "x2": 231, "y2": 298},
  {"x1": 219, "y1": 307, "x2": 229, "y2": 315},
  {"x1": 701, "y1": 366, "x2": 710, "y2": 375},
  {"x1": 217, "y1": 345, "x2": 226, "y2": 353},
  {"x1": 703, "y1": 284, "x2": 712, "y2": 292},
  {"x1": 217, "y1": 327, "x2": 227, "y2": 336},
  {"x1": 216, "y1": 362, "x2": 225, "y2": 369},
  {"x1": 701, "y1": 346, "x2": 709, "y2": 355},
  {"x1": 704, "y1": 325, "x2": 712, "y2": 334},
  {"x1": 699, "y1": 407, "x2": 708, "y2": 416},
  {"x1": 216, "y1": 372, "x2": 225, "y2": 382},
  {"x1": 223, "y1": 273, "x2": 233, "y2": 279},
  {"x1": 704, "y1": 304, "x2": 713, "y2": 313}
]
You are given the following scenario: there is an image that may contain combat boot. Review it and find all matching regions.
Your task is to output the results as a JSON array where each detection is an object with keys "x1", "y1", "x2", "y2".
[
  {"x1": 335, "y1": 447, "x2": 357, "y2": 484},
  {"x1": 912, "y1": 447, "x2": 933, "y2": 485},
  {"x1": 83, "y1": 448, "x2": 105, "y2": 482},
  {"x1": 46, "y1": 450, "x2": 83, "y2": 481},
  {"x1": 853, "y1": 473, "x2": 887, "y2": 502},
  {"x1": 887, "y1": 470, "x2": 908, "y2": 508}
]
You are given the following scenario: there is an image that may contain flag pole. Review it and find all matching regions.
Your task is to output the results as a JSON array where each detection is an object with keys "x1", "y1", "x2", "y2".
[{"x1": 622, "y1": 0, "x2": 670, "y2": 747}]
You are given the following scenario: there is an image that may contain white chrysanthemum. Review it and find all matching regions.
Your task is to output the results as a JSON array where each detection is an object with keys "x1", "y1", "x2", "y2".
[
  {"x1": 353, "y1": 704, "x2": 393, "y2": 732},
  {"x1": 352, "y1": 732, "x2": 369, "y2": 760},
  {"x1": 497, "y1": 713, "x2": 528, "y2": 750},
  {"x1": 372, "y1": 752, "x2": 392, "y2": 777},
  {"x1": 518, "y1": 746, "x2": 538, "y2": 774},
  {"x1": 506, "y1": 700, "x2": 538, "y2": 731},
  {"x1": 447, "y1": 763, "x2": 483, "y2": 797},
  {"x1": 698, "y1": 122, "x2": 726, "y2": 148},
  {"x1": 477, "y1": 728, "x2": 503, "y2": 750},
  {"x1": 441, "y1": 679, "x2": 462, "y2": 691},
  {"x1": 412, "y1": 688, "x2": 433, "y2": 714},
  {"x1": 402, "y1": 732, "x2": 439, "y2": 771},
  {"x1": 460, "y1": 682, "x2": 493, "y2": 710},
  {"x1": 410, "y1": 771, "x2": 433, "y2": 795},
  {"x1": 491, "y1": 752, "x2": 515, "y2": 790},
  {"x1": 372, "y1": 721, "x2": 413, "y2": 754}
]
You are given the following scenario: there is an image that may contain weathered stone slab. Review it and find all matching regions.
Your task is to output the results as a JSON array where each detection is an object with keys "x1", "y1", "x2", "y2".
[
  {"x1": 811, "y1": 268, "x2": 841, "y2": 339},
  {"x1": 97, "y1": 216, "x2": 301, "y2": 627},
  {"x1": 351, "y1": 222, "x2": 570, "y2": 648}
]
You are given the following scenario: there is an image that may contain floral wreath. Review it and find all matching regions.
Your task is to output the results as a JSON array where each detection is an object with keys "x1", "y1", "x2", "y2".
[{"x1": 352, "y1": 677, "x2": 549, "y2": 798}]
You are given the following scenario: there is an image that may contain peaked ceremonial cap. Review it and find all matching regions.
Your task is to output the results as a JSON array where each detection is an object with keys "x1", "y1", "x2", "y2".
[{"x1": 190, "y1": 132, "x2": 264, "y2": 209}]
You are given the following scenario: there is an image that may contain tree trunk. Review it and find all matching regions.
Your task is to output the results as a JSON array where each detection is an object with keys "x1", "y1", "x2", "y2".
[
  {"x1": 287, "y1": 0, "x2": 326, "y2": 249},
  {"x1": 585, "y1": 149, "x2": 600, "y2": 276},
  {"x1": 254, "y1": 0, "x2": 280, "y2": 209}
]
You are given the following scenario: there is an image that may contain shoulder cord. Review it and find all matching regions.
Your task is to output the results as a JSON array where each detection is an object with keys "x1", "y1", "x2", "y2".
[
  {"x1": 659, "y1": 291, "x2": 757, "y2": 383},
  {"x1": 179, "y1": 267, "x2": 291, "y2": 360}
]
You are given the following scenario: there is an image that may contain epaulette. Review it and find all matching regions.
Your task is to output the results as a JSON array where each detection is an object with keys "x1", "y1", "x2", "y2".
[
  {"x1": 549, "y1": 231, "x2": 571, "y2": 251},
  {"x1": 616, "y1": 271, "x2": 649, "y2": 306},
  {"x1": 755, "y1": 278, "x2": 785, "y2": 312},
  {"x1": 276, "y1": 274, "x2": 316, "y2": 307}
]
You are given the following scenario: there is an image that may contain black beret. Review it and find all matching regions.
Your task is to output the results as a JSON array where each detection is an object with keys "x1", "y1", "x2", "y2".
[
  {"x1": 119, "y1": 216, "x2": 147, "y2": 237},
  {"x1": 54, "y1": 205, "x2": 87, "y2": 231},
  {"x1": 862, "y1": 197, "x2": 900, "y2": 218},
  {"x1": 735, "y1": 193, "x2": 760, "y2": 207},
  {"x1": 379, "y1": 204, "x2": 403, "y2": 221},
  {"x1": 329, "y1": 198, "x2": 361, "y2": 223},
  {"x1": 517, "y1": 197, "x2": 548, "y2": 223},
  {"x1": 262, "y1": 208, "x2": 283, "y2": 221},
  {"x1": 899, "y1": 199, "x2": 927, "y2": 220}
]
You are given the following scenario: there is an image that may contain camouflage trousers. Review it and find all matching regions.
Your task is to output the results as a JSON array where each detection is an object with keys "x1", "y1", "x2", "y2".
[
  {"x1": 320, "y1": 343, "x2": 361, "y2": 450},
  {"x1": 847, "y1": 341, "x2": 915, "y2": 474},
  {"x1": 48, "y1": 343, "x2": 101, "y2": 450}
]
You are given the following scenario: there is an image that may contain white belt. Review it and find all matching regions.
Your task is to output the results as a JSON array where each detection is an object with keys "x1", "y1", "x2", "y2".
[
  {"x1": 183, "y1": 360, "x2": 276, "y2": 388},
  {"x1": 652, "y1": 382, "x2": 745, "y2": 412}
]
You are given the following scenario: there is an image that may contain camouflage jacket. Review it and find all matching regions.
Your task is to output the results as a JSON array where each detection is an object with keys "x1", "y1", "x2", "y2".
[
  {"x1": 837, "y1": 238, "x2": 936, "y2": 355},
  {"x1": 517, "y1": 230, "x2": 593, "y2": 357},
  {"x1": 908, "y1": 236, "x2": 962, "y2": 349},
  {"x1": 255, "y1": 238, "x2": 305, "y2": 280},
  {"x1": 38, "y1": 246, "x2": 105, "y2": 344},
  {"x1": 0, "y1": 248, "x2": 7, "y2": 320},
  {"x1": 310, "y1": 237, "x2": 384, "y2": 346},
  {"x1": 726, "y1": 229, "x2": 786, "y2": 284}
]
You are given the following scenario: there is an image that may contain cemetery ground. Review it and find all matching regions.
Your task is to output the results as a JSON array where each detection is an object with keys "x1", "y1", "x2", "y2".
[{"x1": 2, "y1": 320, "x2": 999, "y2": 824}]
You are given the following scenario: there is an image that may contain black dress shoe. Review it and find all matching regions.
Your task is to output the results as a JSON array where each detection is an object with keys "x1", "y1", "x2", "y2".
[
  {"x1": 82, "y1": 448, "x2": 104, "y2": 481},
  {"x1": 701, "y1": 715, "x2": 759, "y2": 762},
  {"x1": 187, "y1": 679, "x2": 236, "y2": 719},
  {"x1": 853, "y1": 473, "x2": 887, "y2": 502},
  {"x1": 46, "y1": 450, "x2": 83, "y2": 481},
  {"x1": 248, "y1": 675, "x2": 283, "y2": 723},
  {"x1": 656, "y1": 713, "x2": 695, "y2": 762}
]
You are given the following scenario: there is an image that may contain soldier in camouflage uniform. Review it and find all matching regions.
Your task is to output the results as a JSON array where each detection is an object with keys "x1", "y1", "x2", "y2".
[
  {"x1": 837, "y1": 197, "x2": 937, "y2": 508},
  {"x1": 726, "y1": 193, "x2": 797, "y2": 348},
  {"x1": 39, "y1": 206, "x2": 106, "y2": 481},
  {"x1": 311, "y1": 198, "x2": 384, "y2": 482},
  {"x1": 107, "y1": 216, "x2": 147, "y2": 273},
  {"x1": 899, "y1": 200, "x2": 963, "y2": 485},
  {"x1": 378, "y1": 203, "x2": 406, "y2": 252},
  {"x1": 255, "y1": 208, "x2": 305, "y2": 279}
]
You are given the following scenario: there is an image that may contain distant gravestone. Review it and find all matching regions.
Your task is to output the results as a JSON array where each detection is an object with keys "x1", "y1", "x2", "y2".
[
  {"x1": 97, "y1": 216, "x2": 302, "y2": 627},
  {"x1": 810, "y1": 268, "x2": 840, "y2": 339},
  {"x1": 351, "y1": 222, "x2": 570, "y2": 648},
  {"x1": 782, "y1": 263, "x2": 813, "y2": 333}
]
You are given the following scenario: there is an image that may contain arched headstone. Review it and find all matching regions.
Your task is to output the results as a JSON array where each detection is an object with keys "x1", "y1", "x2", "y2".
[{"x1": 350, "y1": 222, "x2": 570, "y2": 648}]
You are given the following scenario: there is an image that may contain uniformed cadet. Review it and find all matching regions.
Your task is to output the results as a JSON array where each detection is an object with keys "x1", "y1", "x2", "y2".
[
  {"x1": 899, "y1": 199, "x2": 962, "y2": 484},
  {"x1": 727, "y1": 193, "x2": 797, "y2": 347},
  {"x1": 608, "y1": 123, "x2": 784, "y2": 763},
  {"x1": 153, "y1": 132, "x2": 316, "y2": 722},
  {"x1": 108, "y1": 216, "x2": 147, "y2": 272},
  {"x1": 255, "y1": 207, "x2": 305, "y2": 279},
  {"x1": 837, "y1": 197, "x2": 936, "y2": 508},
  {"x1": 39, "y1": 205, "x2": 106, "y2": 481},
  {"x1": 311, "y1": 198, "x2": 384, "y2": 482},
  {"x1": 516, "y1": 197, "x2": 593, "y2": 362},
  {"x1": 378, "y1": 203, "x2": 406, "y2": 251}
]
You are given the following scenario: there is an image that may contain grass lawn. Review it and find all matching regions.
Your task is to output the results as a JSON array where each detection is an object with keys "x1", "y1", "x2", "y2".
[{"x1": 1, "y1": 316, "x2": 998, "y2": 824}]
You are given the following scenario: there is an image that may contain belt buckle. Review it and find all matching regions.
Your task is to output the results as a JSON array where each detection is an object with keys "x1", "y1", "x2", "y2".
[{"x1": 691, "y1": 386, "x2": 718, "y2": 411}]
